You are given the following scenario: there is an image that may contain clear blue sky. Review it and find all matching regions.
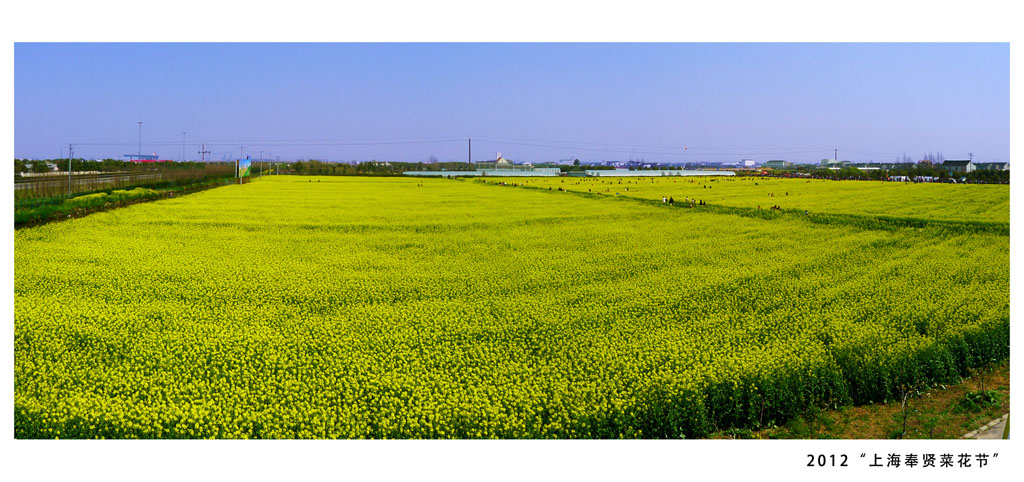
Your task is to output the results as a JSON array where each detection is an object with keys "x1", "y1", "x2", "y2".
[{"x1": 15, "y1": 43, "x2": 1009, "y2": 164}]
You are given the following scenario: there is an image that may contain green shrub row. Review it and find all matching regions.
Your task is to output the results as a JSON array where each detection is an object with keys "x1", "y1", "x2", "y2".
[{"x1": 578, "y1": 318, "x2": 1008, "y2": 439}]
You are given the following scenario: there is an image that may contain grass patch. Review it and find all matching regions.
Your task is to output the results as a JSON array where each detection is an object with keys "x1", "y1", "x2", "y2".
[{"x1": 712, "y1": 360, "x2": 1009, "y2": 439}]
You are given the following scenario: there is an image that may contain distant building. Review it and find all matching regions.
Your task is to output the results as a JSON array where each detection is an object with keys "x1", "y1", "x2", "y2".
[
  {"x1": 495, "y1": 152, "x2": 511, "y2": 168},
  {"x1": 124, "y1": 154, "x2": 159, "y2": 161},
  {"x1": 740, "y1": 159, "x2": 757, "y2": 168},
  {"x1": 684, "y1": 161, "x2": 725, "y2": 170},
  {"x1": 475, "y1": 152, "x2": 516, "y2": 170},
  {"x1": 973, "y1": 162, "x2": 1008, "y2": 171},
  {"x1": 820, "y1": 159, "x2": 849, "y2": 168},
  {"x1": 942, "y1": 160, "x2": 975, "y2": 174},
  {"x1": 32, "y1": 161, "x2": 59, "y2": 172},
  {"x1": 471, "y1": 152, "x2": 540, "y2": 172},
  {"x1": 584, "y1": 169, "x2": 736, "y2": 177},
  {"x1": 763, "y1": 160, "x2": 792, "y2": 169},
  {"x1": 851, "y1": 163, "x2": 896, "y2": 171}
]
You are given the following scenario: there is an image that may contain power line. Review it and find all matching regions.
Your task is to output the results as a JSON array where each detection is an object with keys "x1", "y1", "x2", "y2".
[
  {"x1": 470, "y1": 137, "x2": 831, "y2": 157},
  {"x1": 211, "y1": 139, "x2": 463, "y2": 147},
  {"x1": 70, "y1": 139, "x2": 464, "y2": 147},
  {"x1": 59, "y1": 134, "x2": 1005, "y2": 162},
  {"x1": 198, "y1": 144, "x2": 211, "y2": 162},
  {"x1": 474, "y1": 135, "x2": 834, "y2": 152},
  {"x1": 200, "y1": 135, "x2": 465, "y2": 143},
  {"x1": 73, "y1": 134, "x2": 833, "y2": 154}
]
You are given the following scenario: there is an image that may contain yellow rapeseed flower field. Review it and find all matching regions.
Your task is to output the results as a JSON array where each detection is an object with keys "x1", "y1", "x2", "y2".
[
  {"x1": 14, "y1": 175, "x2": 1008, "y2": 438},
  {"x1": 503, "y1": 175, "x2": 1009, "y2": 224}
]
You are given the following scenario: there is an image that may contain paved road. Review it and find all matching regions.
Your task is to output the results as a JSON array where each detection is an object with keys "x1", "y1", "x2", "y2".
[{"x1": 963, "y1": 413, "x2": 1008, "y2": 439}]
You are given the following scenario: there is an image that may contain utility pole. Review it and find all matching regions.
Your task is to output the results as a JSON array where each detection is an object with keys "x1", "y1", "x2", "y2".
[
  {"x1": 468, "y1": 138, "x2": 472, "y2": 166},
  {"x1": 138, "y1": 121, "x2": 143, "y2": 159},
  {"x1": 182, "y1": 132, "x2": 187, "y2": 162},
  {"x1": 68, "y1": 143, "x2": 73, "y2": 197},
  {"x1": 260, "y1": 150, "x2": 264, "y2": 178},
  {"x1": 969, "y1": 152, "x2": 974, "y2": 162},
  {"x1": 834, "y1": 147, "x2": 838, "y2": 161},
  {"x1": 198, "y1": 144, "x2": 210, "y2": 162}
]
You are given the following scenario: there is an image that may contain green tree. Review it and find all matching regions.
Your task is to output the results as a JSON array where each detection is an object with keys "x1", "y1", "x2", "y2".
[{"x1": 31, "y1": 161, "x2": 51, "y2": 173}]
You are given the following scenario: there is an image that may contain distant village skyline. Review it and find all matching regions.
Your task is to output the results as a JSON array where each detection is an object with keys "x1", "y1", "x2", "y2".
[{"x1": 14, "y1": 144, "x2": 987, "y2": 168}]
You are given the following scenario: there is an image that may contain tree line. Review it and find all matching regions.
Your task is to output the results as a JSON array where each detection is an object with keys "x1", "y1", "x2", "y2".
[
  {"x1": 285, "y1": 159, "x2": 619, "y2": 176},
  {"x1": 775, "y1": 164, "x2": 1008, "y2": 184}
]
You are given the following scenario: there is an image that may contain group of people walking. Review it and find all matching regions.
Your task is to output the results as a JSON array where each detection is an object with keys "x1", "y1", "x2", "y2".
[{"x1": 662, "y1": 196, "x2": 704, "y2": 207}]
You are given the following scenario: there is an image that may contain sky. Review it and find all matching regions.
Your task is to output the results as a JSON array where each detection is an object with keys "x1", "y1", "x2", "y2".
[{"x1": 14, "y1": 43, "x2": 1010, "y2": 164}]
